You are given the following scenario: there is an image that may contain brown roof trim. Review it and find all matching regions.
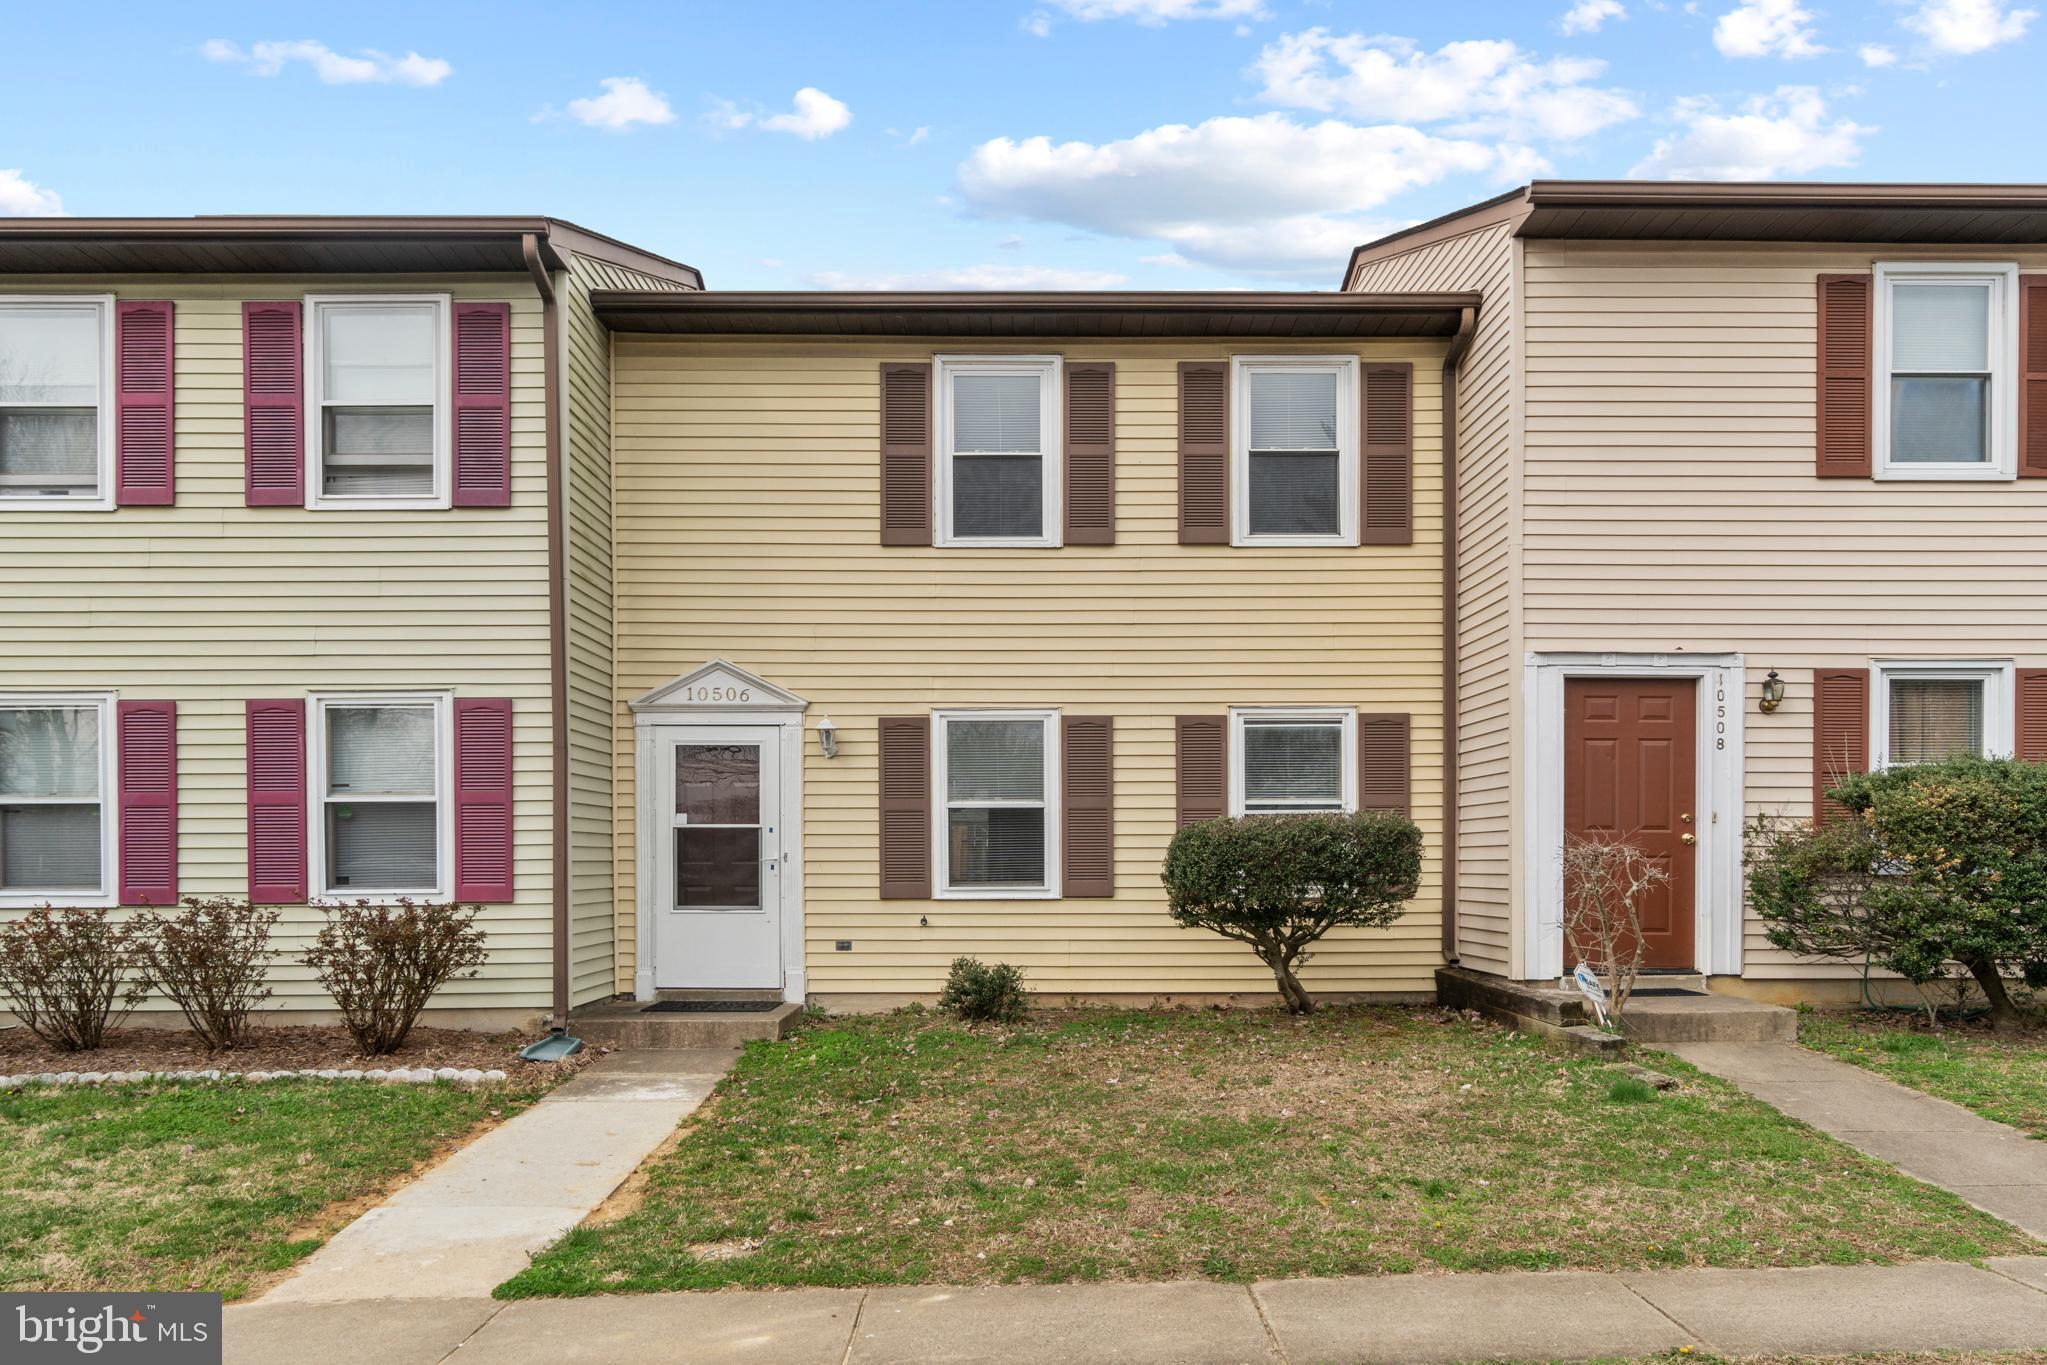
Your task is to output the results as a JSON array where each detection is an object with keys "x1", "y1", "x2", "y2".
[
  {"x1": 592, "y1": 289, "x2": 1482, "y2": 338},
  {"x1": 1341, "y1": 188, "x2": 1532, "y2": 287}
]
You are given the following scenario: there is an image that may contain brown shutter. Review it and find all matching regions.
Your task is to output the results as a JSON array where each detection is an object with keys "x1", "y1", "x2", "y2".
[
  {"x1": 1063, "y1": 362, "x2": 1116, "y2": 545},
  {"x1": 1357, "y1": 713, "x2": 1411, "y2": 816},
  {"x1": 2018, "y1": 669, "x2": 2047, "y2": 761},
  {"x1": 879, "y1": 363, "x2": 933, "y2": 545},
  {"x1": 878, "y1": 716, "x2": 931, "y2": 898},
  {"x1": 1813, "y1": 668, "x2": 1870, "y2": 824},
  {"x1": 1816, "y1": 275, "x2": 1873, "y2": 478},
  {"x1": 1177, "y1": 361, "x2": 1228, "y2": 544},
  {"x1": 1174, "y1": 715, "x2": 1227, "y2": 828},
  {"x1": 1361, "y1": 363, "x2": 1414, "y2": 546},
  {"x1": 1061, "y1": 716, "x2": 1114, "y2": 897},
  {"x1": 2020, "y1": 276, "x2": 2047, "y2": 478}
]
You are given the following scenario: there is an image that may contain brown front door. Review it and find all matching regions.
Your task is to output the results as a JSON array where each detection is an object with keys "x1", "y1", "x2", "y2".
[{"x1": 1563, "y1": 678, "x2": 1697, "y2": 970}]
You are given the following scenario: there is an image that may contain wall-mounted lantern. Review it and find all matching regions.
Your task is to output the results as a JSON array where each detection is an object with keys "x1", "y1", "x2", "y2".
[
  {"x1": 1759, "y1": 670, "x2": 1785, "y2": 714},
  {"x1": 815, "y1": 713, "x2": 838, "y2": 758}
]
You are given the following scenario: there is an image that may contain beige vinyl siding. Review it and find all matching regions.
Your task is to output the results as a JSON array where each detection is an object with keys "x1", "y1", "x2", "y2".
[
  {"x1": 0, "y1": 274, "x2": 553, "y2": 1012},
  {"x1": 1350, "y1": 223, "x2": 1520, "y2": 976},
  {"x1": 1521, "y1": 241, "x2": 2047, "y2": 979},
  {"x1": 610, "y1": 337, "x2": 1447, "y2": 1000}
]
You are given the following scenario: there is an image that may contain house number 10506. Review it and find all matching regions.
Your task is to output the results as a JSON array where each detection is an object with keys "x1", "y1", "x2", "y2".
[{"x1": 685, "y1": 686, "x2": 752, "y2": 702}]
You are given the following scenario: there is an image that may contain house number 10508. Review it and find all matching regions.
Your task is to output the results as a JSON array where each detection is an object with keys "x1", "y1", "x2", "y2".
[{"x1": 685, "y1": 686, "x2": 752, "y2": 702}]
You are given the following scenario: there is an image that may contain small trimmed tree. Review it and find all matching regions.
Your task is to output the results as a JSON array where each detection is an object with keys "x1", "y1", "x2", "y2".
[{"x1": 1161, "y1": 811, "x2": 1421, "y2": 1014}]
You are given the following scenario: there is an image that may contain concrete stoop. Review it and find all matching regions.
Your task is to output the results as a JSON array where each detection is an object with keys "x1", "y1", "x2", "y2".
[
  {"x1": 569, "y1": 998, "x2": 802, "y2": 1049},
  {"x1": 1435, "y1": 965, "x2": 1797, "y2": 1049},
  {"x1": 1623, "y1": 990, "x2": 1798, "y2": 1043}
]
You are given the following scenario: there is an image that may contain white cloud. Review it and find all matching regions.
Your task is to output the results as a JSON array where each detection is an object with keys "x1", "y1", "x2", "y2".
[
  {"x1": 1630, "y1": 85, "x2": 1873, "y2": 178},
  {"x1": 201, "y1": 38, "x2": 450, "y2": 86},
  {"x1": 1561, "y1": 0, "x2": 1627, "y2": 33},
  {"x1": 1860, "y1": 43, "x2": 1899, "y2": 65},
  {"x1": 1902, "y1": 0, "x2": 2035, "y2": 53},
  {"x1": 958, "y1": 112, "x2": 1499, "y2": 277},
  {"x1": 809, "y1": 264, "x2": 1131, "y2": 290},
  {"x1": 1712, "y1": 0, "x2": 1825, "y2": 58},
  {"x1": 1251, "y1": 29, "x2": 1638, "y2": 141},
  {"x1": 0, "y1": 169, "x2": 63, "y2": 216},
  {"x1": 996, "y1": 235, "x2": 1026, "y2": 249},
  {"x1": 1141, "y1": 252, "x2": 1193, "y2": 267},
  {"x1": 566, "y1": 77, "x2": 676, "y2": 131},
  {"x1": 1022, "y1": 10, "x2": 1055, "y2": 36},
  {"x1": 715, "y1": 88, "x2": 852, "y2": 140},
  {"x1": 1043, "y1": 0, "x2": 1267, "y2": 22}
]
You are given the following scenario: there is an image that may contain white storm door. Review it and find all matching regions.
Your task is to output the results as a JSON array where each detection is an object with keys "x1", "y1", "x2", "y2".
[{"x1": 653, "y1": 725, "x2": 783, "y2": 989}]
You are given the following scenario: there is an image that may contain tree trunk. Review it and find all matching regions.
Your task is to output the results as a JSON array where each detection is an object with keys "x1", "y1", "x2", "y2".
[
  {"x1": 1964, "y1": 955, "x2": 2022, "y2": 1031},
  {"x1": 1261, "y1": 947, "x2": 1314, "y2": 1014}
]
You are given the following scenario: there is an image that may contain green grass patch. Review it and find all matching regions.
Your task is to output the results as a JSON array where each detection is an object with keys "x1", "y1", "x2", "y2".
[
  {"x1": 0, "y1": 1078, "x2": 537, "y2": 1300},
  {"x1": 499, "y1": 1007, "x2": 2031, "y2": 1298},
  {"x1": 1800, "y1": 1012, "x2": 2047, "y2": 1138}
]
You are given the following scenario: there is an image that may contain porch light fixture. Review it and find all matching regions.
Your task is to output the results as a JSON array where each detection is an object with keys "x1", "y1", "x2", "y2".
[
  {"x1": 1759, "y1": 670, "x2": 1785, "y2": 713},
  {"x1": 815, "y1": 713, "x2": 838, "y2": 758}
]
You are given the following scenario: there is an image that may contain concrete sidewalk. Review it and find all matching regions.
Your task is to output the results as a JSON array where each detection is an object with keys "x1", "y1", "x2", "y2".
[
  {"x1": 259, "y1": 1048, "x2": 736, "y2": 1303},
  {"x1": 1675, "y1": 1041, "x2": 2047, "y2": 1240},
  {"x1": 224, "y1": 1258, "x2": 2047, "y2": 1364}
]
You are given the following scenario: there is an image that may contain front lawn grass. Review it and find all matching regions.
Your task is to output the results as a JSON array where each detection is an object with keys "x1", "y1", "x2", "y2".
[
  {"x1": 0, "y1": 1078, "x2": 539, "y2": 1300},
  {"x1": 500, "y1": 1007, "x2": 2030, "y2": 1297},
  {"x1": 1800, "y1": 1011, "x2": 2047, "y2": 1138}
]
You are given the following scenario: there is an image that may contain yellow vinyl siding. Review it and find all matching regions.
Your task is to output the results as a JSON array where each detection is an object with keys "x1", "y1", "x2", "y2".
[
  {"x1": 1350, "y1": 223, "x2": 1520, "y2": 976},
  {"x1": 0, "y1": 274, "x2": 553, "y2": 1011},
  {"x1": 610, "y1": 337, "x2": 1448, "y2": 1000}
]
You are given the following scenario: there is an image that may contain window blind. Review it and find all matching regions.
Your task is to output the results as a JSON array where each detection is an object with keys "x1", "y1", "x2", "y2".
[
  {"x1": 327, "y1": 802, "x2": 437, "y2": 889},
  {"x1": 951, "y1": 373, "x2": 1041, "y2": 453},
  {"x1": 1243, "y1": 722, "x2": 1342, "y2": 809},
  {"x1": 1, "y1": 804, "x2": 100, "y2": 889},
  {"x1": 1889, "y1": 678, "x2": 1984, "y2": 764},
  {"x1": 1249, "y1": 370, "x2": 1337, "y2": 451},
  {"x1": 1892, "y1": 283, "x2": 1989, "y2": 372},
  {"x1": 947, "y1": 720, "x2": 1044, "y2": 802}
]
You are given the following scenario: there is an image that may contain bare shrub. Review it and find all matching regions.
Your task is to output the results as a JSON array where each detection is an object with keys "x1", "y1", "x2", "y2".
[
  {"x1": 0, "y1": 906, "x2": 149, "y2": 1052},
  {"x1": 299, "y1": 899, "x2": 489, "y2": 1055},
  {"x1": 1562, "y1": 833, "x2": 1670, "y2": 1026},
  {"x1": 133, "y1": 896, "x2": 280, "y2": 1050}
]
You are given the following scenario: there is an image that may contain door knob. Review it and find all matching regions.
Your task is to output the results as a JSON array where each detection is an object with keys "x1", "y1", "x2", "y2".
[{"x1": 1680, "y1": 833, "x2": 1696, "y2": 845}]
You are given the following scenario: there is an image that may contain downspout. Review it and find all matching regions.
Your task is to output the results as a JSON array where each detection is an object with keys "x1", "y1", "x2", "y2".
[
  {"x1": 524, "y1": 232, "x2": 571, "y2": 1033},
  {"x1": 1440, "y1": 305, "x2": 1477, "y2": 964}
]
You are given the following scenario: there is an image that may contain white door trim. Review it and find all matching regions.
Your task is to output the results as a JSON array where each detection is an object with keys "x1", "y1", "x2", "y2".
[{"x1": 1522, "y1": 652, "x2": 1744, "y2": 981}]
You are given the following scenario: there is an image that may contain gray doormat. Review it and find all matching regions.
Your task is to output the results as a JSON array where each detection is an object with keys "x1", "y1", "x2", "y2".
[{"x1": 642, "y1": 999, "x2": 783, "y2": 1014}]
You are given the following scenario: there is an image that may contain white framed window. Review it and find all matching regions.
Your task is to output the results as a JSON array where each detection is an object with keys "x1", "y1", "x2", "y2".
[
  {"x1": 934, "y1": 355, "x2": 1062, "y2": 548},
  {"x1": 0, "y1": 296, "x2": 115, "y2": 510},
  {"x1": 932, "y1": 709, "x2": 1060, "y2": 898},
  {"x1": 305, "y1": 294, "x2": 451, "y2": 510},
  {"x1": 308, "y1": 692, "x2": 452, "y2": 900},
  {"x1": 0, "y1": 692, "x2": 117, "y2": 907},
  {"x1": 1229, "y1": 706, "x2": 1355, "y2": 816},
  {"x1": 1232, "y1": 355, "x2": 1358, "y2": 547},
  {"x1": 1874, "y1": 262, "x2": 2018, "y2": 481},
  {"x1": 1871, "y1": 660, "x2": 2014, "y2": 769}
]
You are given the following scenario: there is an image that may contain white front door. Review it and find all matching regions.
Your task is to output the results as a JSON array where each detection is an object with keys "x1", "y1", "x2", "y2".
[{"x1": 652, "y1": 725, "x2": 784, "y2": 990}]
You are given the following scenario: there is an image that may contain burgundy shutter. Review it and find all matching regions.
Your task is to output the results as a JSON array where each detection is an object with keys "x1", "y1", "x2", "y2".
[
  {"x1": 454, "y1": 698, "x2": 515, "y2": 901},
  {"x1": 115, "y1": 301, "x2": 175, "y2": 506},
  {"x1": 1061, "y1": 716, "x2": 1114, "y2": 897},
  {"x1": 880, "y1": 363, "x2": 933, "y2": 545},
  {"x1": 243, "y1": 302, "x2": 304, "y2": 505},
  {"x1": 1357, "y1": 712, "x2": 1411, "y2": 816},
  {"x1": 1064, "y1": 362, "x2": 1116, "y2": 545},
  {"x1": 452, "y1": 302, "x2": 512, "y2": 507},
  {"x1": 879, "y1": 716, "x2": 931, "y2": 898},
  {"x1": 1174, "y1": 715, "x2": 1227, "y2": 828},
  {"x1": 2018, "y1": 669, "x2": 2047, "y2": 761},
  {"x1": 1361, "y1": 363, "x2": 1414, "y2": 546},
  {"x1": 1816, "y1": 275, "x2": 1873, "y2": 478},
  {"x1": 1177, "y1": 362, "x2": 1229, "y2": 544},
  {"x1": 2020, "y1": 276, "x2": 2047, "y2": 478},
  {"x1": 1813, "y1": 669, "x2": 1870, "y2": 824},
  {"x1": 246, "y1": 699, "x2": 307, "y2": 902},
  {"x1": 117, "y1": 701, "x2": 177, "y2": 906}
]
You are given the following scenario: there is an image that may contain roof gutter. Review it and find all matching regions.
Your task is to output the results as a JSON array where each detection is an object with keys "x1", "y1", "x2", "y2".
[
  {"x1": 1439, "y1": 304, "x2": 1477, "y2": 965},
  {"x1": 524, "y1": 232, "x2": 571, "y2": 1033}
]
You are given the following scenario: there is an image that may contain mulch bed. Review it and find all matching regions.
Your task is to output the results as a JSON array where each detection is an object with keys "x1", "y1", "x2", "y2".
[{"x1": 0, "y1": 1022, "x2": 610, "y2": 1080}]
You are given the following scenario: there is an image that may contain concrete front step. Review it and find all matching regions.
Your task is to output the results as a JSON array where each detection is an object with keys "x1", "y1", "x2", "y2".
[
  {"x1": 1436, "y1": 965, "x2": 1798, "y2": 1047},
  {"x1": 569, "y1": 999, "x2": 802, "y2": 1050},
  {"x1": 1622, "y1": 991, "x2": 1798, "y2": 1043}
]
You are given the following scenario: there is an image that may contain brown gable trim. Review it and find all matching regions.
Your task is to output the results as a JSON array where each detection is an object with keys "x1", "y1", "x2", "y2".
[{"x1": 1341, "y1": 187, "x2": 1534, "y2": 288}]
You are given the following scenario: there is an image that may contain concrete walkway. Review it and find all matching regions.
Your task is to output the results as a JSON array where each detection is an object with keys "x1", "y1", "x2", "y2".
[
  {"x1": 259, "y1": 1048, "x2": 736, "y2": 1303},
  {"x1": 1674, "y1": 1040, "x2": 2047, "y2": 1240},
  {"x1": 224, "y1": 1258, "x2": 2047, "y2": 1364}
]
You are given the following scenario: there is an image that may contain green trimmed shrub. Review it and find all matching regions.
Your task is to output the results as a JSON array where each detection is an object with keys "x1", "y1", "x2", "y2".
[{"x1": 936, "y1": 957, "x2": 1028, "y2": 1023}]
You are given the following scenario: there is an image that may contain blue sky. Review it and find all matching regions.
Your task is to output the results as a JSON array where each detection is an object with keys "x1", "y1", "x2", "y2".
[{"x1": 2, "y1": 0, "x2": 2040, "y2": 289}]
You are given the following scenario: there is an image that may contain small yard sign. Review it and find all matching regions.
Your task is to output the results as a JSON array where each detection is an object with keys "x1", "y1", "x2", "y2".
[{"x1": 1572, "y1": 962, "x2": 1609, "y2": 1028}]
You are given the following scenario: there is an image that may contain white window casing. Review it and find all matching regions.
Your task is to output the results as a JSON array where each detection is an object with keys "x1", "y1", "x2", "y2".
[
  {"x1": 934, "y1": 355, "x2": 1062, "y2": 548},
  {"x1": 0, "y1": 296, "x2": 115, "y2": 510},
  {"x1": 304, "y1": 294, "x2": 452, "y2": 511},
  {"x1": 0, "y1": 691, "x2": 117, "y2": 907},
  {"x1": 1228, "y1": 706, "x2": 1356, "y2": 817},
  {"x1": 1231, "y1": 355, "x2": 1359, "y2": 547},
  {"x1": 307, "y1": 691, "x2": 453, "y2": 901},
  {"x1": 1873, "y1": 262, "x2": 2018, "y2": 481},
  {"x1": 1871, "y1": 660, "x2": 2014, "y2": 769},
  {"x1": 932, "y1": 708, "x2": 1061, "y2": 898}
]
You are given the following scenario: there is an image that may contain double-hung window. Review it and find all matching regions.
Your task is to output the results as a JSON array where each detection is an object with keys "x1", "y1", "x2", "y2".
[
  {"x1": 307, "y1": 295, "x2": 450, "y2": 509},
  {"x1": 0, "y1": 694, "x2": 114, "y2": 905},
  {"x1": 935, "y1": 356, "x2": 1061, "y2": 547},
  {"x1": 1229, "y1": 707, "x2": 1355, "y2": 816},
  {"x1": 1872, "y1": 661, "x2": 2014, "y2": 768},
  {"x1": 311, "y1": 694, "x2": 450, "y2": 899},
  {"x1": 1233, "y1": 356, "x2": 1358, "y2": 546},
  {"x1": 934, "y1": 710, "x2": 1059, "y2": 897},
  {"x1": 0, "y1": 297, "x2": 113, "y2": 508},
  {"x1": 1875, "y1": 263, "x2": 2017, "y2": 480}
]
